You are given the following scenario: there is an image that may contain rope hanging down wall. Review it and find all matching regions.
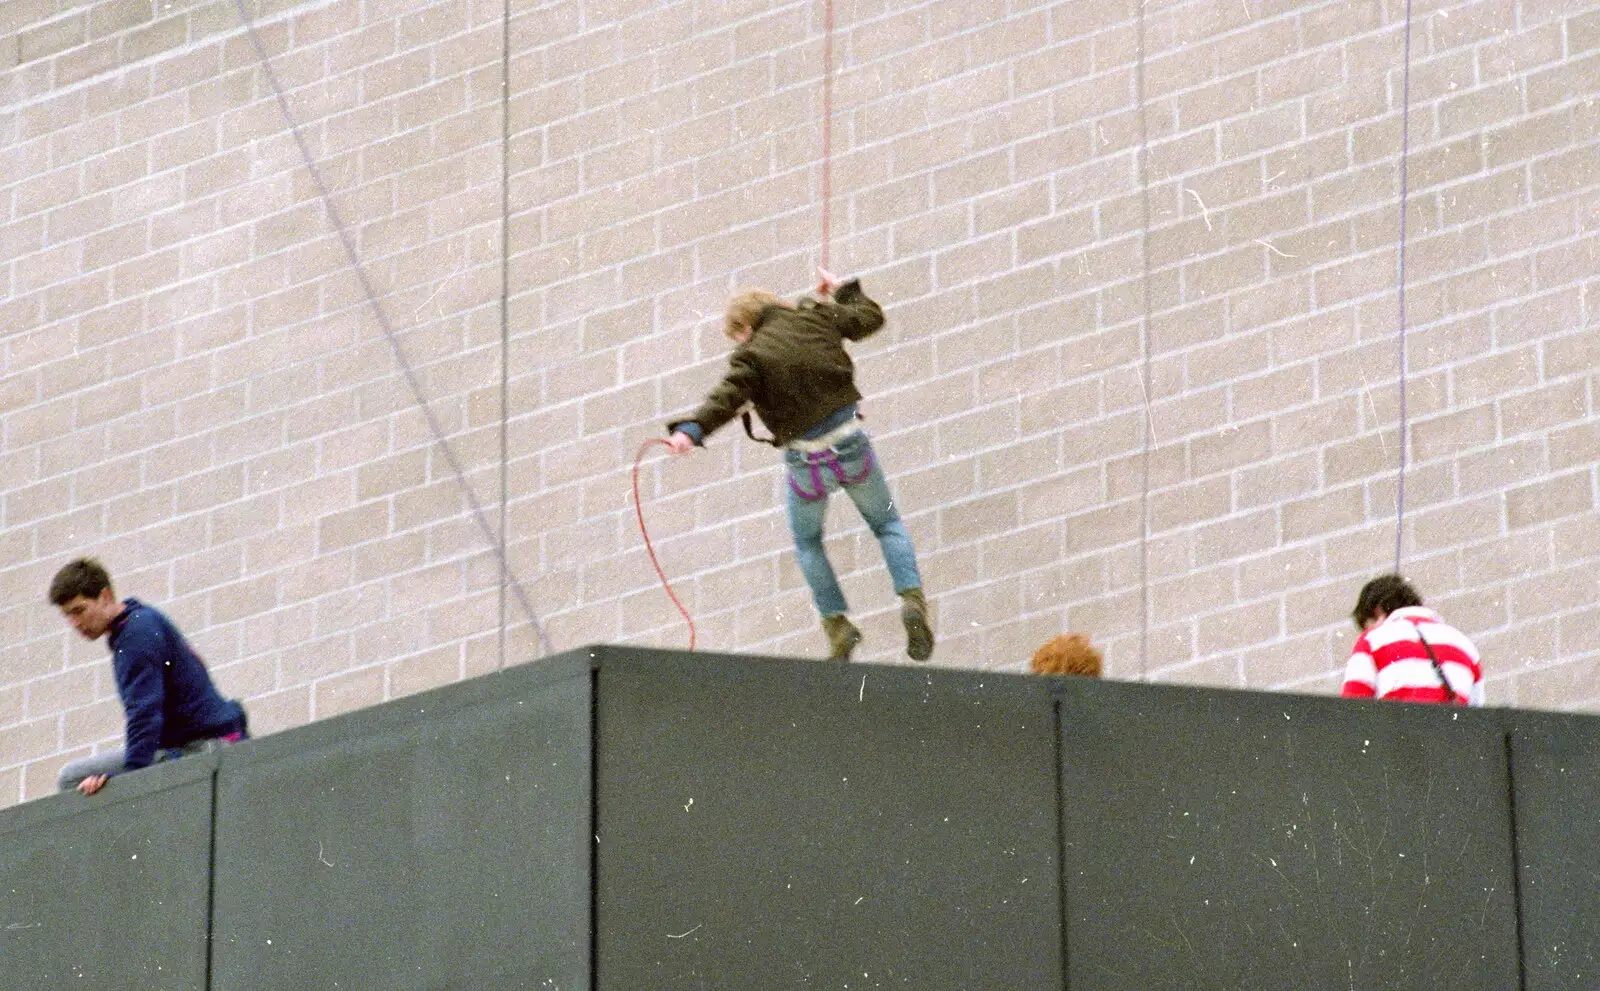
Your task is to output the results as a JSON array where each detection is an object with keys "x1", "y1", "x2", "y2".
[
  {"x1": 230, "y1": 0, "x2": 553, "y2": 661},
  {"x1": 499, "y1": 0, "x2": 513, "y2": 669},
  {"x1": 227, "y1": 0, "x2": 1423, "y2": 671},
  {"x1": 630, "y1": 0, "x2": 846, "y2": 649},
  {"x1": 1134, "y1": 0, "x2": 1153, "y2": 684},
  {"x1": 1393, "y1": 0, "x2": 1417, "y2": 574},
  {"x1": 819, "y1": 0, "x2": 836, "y2": 273},
  {"x1": 1129, "y1": 0, "x2": 1421, "y2": 680}
]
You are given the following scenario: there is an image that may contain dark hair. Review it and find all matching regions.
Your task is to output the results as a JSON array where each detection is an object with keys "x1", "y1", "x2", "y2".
[
  {"x1": 49, "y1": 558, "x2": 114, "y2": 607},
  {"x1": 1351, "y1": 573, "x2": 1422, "y2": 629}
]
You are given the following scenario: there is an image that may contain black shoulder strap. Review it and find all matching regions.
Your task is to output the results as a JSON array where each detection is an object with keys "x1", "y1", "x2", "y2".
[
  {"x1": 741, "y1": 410, "x2": 781, "y2": 447},
  {"x1": 1411, "y1": 622, "x2": 1462, "y2": 704}
]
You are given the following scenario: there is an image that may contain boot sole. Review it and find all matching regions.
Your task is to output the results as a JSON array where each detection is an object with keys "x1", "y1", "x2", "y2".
[
  {"x1": 902, "y1": 609, "x2": 934, "y2": 662},
  {"x1": 829, "y1": 628, "x2": 863, "y2": 662}
]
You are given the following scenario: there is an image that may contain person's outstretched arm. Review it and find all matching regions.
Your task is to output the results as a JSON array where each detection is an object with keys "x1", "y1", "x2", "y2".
[
  {"x1": 824, "y1": 279, "x2": 885, "y2": 341},
  {"x1": 665, "y1": 351, "x2": 760, "y2": 451}
]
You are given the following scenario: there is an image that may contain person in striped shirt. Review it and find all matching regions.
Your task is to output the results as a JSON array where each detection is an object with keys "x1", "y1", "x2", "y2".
[{"x1": 1341, "y1": 573, "x2": 1484, "y2": 706}]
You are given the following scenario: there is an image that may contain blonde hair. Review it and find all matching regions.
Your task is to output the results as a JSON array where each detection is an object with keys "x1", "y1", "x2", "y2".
[
  {"x1": 723, "y1": 289, "x2": 785, "y2": 340},
  {"x1": 1030, "y1": 633, "x2": 1103, "y2": 678}
]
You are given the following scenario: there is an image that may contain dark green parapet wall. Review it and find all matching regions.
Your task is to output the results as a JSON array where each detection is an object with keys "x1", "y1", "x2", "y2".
[
  {"x1": 1058, "y1": 677, "x2": 1517, "y2": 991},
  {"x1": 595, "y1": 649, "x2": 1064, "y2": 989},
  {"x1": 209, "y1": 655, "x2": 593, "y2": 991},
  {"x1": 1508, "y1": 715, "x2": 1600, "y2": 991},
  {"x1": 0, "y1": 756, "x2": 214, "y2": 991},
  {"x1": 1, "y1": 645, "x2": 1596, "y2": 990}
]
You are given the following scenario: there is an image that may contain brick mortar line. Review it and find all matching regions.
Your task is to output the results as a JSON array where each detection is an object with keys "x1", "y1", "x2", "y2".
[
  {"x1": 250, "y1": 47, "x2": 510, "y2": 123},
  {"x1": 77, "y1": 50, "x2": 504, "y2": 148},
  {"x1": 565, "y1": 0, "x2": 805, "y2": 43},
  {"x1": 0, "y1": 3, "x2": 1562, "y2": 130},
  {"x1": 529, "y1": 23, "x2": 791, "y2": 101},
  {"x1": 6, "y1": 333, "x2": 1565, "y2": 500},
  {"x1": 1137, "y1": 288, "x2": 1589, "y2": 384},
  {"x1": 2, "y1": 0, "x2": 348, "y2": 111},
  {"x1": 1, "y1": 331, "x2": 508, "y2": 459},
  {"x1": 519, "y1": 45, "x2": 1160, "y2": 184},
  {"x1": 520, "y1": 150, "x2": 1567, "y2": 297},
  {"x1": 7, "y1": 277, "x2": 507, "y2": 406},
  {"x1": 540, "y1": 0, "x2": 1126, "y2": 98},
  {"x1": 503, "y1": 126, "x2": 1554, "y2": 282},
  {"x1": 10, "y1": 190, "x2": 505, "y2": 296},
  {"x1": 11, "y1": 177, "x2": 506, "y2": 294},
  {"x1": 11, "y1": 435, "x2": 469, "y2": 531}
]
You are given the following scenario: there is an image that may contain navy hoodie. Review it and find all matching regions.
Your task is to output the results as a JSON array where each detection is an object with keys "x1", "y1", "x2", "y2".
[{"x1": 108, "y1": 599, "x2": 245, "y2": 772}]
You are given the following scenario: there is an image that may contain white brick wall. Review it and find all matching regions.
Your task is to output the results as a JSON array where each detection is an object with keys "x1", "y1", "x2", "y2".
[{"x1": 0, "y1": 0, "x2": 1595, "y2": 805}]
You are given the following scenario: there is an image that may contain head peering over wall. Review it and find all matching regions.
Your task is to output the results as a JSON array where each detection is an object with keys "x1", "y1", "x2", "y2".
[
  {"x1": 1350, "y1": 574, "x2": 1425, "y2": 632},
  {"x1": 1030, "y1": 634, "x2": 1104, "y2": 679}
]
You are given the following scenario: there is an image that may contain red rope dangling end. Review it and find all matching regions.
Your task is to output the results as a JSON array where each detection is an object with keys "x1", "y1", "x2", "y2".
[
  {"x1": 819, "y1": 0, "x2": 835, "y2": 274},
  {"x1": 632, "y1": 439, "x2": 696, "y2": 651}
]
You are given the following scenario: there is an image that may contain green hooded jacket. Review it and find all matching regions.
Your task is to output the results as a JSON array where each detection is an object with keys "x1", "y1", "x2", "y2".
[{"x1": 668, "y1": 280, "x2": 885, "y2": 447}]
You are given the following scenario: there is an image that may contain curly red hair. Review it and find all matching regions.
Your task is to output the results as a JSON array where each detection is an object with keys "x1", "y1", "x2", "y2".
[{"x1": 1030, "y1": 633, "x2": 1103, "y2": 678}]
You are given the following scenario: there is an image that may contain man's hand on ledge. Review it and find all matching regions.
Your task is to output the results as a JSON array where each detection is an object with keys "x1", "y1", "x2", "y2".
[{"x1": 77, "y1": 774, "x2": 109, "y2": 796}]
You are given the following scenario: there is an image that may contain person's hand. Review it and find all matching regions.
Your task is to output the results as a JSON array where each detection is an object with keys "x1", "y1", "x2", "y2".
[
  {"x1": 814, "y1": 266, "x2": 839, "y2": 296},
  {"x1": 666, "y1": 431, "x2": 696, "y2": 455},
  {"x1": 77, "y1": 774, "x2": 109, "y2": 796}
]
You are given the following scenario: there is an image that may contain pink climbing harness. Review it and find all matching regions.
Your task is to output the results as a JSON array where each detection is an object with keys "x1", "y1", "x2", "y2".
[{"x1": 788, "y1": 445, "x2": 875, "y2": 502}]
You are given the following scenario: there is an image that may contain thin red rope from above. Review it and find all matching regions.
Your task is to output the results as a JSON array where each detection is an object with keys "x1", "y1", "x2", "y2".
[
  {"x1": 632, "y1": 439, "x2": 696, "y2": 651},
  {"x1": 820, "y1": 0, "x2": 834, "y2": 272}
]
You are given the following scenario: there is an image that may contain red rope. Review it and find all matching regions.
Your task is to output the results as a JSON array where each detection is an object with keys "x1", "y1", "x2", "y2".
[
  {"x1": 632, "y1": 439, "x2": 696, "y2": 651},
  {"x1": 820, "y1": 0, "x2": 834, "y2": 272},
  {"x1": 633, "y1": 6, "x2": 833, "y2": 652}
]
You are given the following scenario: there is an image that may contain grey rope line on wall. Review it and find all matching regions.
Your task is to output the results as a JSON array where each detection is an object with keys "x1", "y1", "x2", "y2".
[
  {"x1": 498, "y1": 0, "x2": 513, "y2": 671},
  {"x1": 1393, "y1": 0, "x2": 1416, "y2": 575},
  {"x1": 230, "y1": 0, "x2": 554, "y2": 660},
  {"x1": 1134, "y1": 0, "x2": 1154, "y2": 683}
]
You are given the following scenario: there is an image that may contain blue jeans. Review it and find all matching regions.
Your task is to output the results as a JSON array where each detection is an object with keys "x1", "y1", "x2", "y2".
[
  {"x1": 784, "y1": 431, "x2": 922, "y2": 618},
  {"x1": 57, "y1": 733, "x2": 247, "y2": 791}
]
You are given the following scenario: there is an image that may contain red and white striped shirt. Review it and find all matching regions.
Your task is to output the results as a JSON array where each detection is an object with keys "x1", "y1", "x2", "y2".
[{"x1": 1341, "y1": 606, "x2": 1483, "y2": 706}]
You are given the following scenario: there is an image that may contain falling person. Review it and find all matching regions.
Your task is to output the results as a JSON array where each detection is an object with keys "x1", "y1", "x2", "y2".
[{"x1": 665, "y1": 269, "x2": 933, "y2": 663}]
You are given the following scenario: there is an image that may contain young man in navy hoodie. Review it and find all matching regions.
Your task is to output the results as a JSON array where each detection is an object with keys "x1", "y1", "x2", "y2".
[{"x1": 50, "y1": 558, "x2": 249, "y2": 796}]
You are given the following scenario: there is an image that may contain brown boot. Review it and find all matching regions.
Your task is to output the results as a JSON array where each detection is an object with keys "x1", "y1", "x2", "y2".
[
  {"x1": 900, "y1": 588, "x2": 934, "y2": 662},
  {"x1": 821, "y1": 614, "x2": 862, "y2": 662}
]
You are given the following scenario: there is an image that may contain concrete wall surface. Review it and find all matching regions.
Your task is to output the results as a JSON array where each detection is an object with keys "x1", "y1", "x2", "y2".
[{"x1": 1, "y1": 0, "x2": 1597, "y2": 806}]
